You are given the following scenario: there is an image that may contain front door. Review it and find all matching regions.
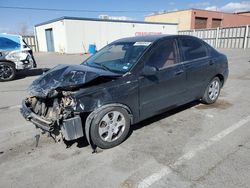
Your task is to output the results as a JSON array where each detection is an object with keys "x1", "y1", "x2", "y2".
[{"x1": 139, "y1": 38, "x2": 186, "y2": 120}]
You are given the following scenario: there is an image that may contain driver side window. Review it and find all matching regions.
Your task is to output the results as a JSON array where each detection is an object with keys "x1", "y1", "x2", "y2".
[{"x1": 145, "y1": 39, "x2": 178, "y2": 70}]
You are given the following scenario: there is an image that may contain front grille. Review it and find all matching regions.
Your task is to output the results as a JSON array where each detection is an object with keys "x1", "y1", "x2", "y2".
[{"x1": 29, "y1": 97, "x2": 61, "y2": 121}]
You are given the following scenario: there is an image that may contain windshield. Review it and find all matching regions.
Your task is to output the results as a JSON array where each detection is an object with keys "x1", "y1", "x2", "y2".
[{"x1": 83, "y1": 42, "x2": 150, "y2": 73}]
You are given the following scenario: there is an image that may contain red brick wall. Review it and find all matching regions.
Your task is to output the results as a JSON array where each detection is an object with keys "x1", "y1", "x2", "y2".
[{"x1": 191, "y1": 9, "x2": 250, "y2": 29}]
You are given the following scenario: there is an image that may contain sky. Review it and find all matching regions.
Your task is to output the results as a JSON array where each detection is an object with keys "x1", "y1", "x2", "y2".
[{"x1": 0, "y1": 0, "x2": 250, "y2": 34}]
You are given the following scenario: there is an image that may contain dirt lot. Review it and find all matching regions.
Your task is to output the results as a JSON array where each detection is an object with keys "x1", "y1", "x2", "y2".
[{"x1": 0, "y1": 49, "x2": 250, "y2": 188}]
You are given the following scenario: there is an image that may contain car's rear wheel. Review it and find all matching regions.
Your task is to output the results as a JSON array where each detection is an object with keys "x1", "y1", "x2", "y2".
[
  {"x1": 90, "y1": 107, "x2": 130, "y2": 149},
  {"x1": 202, "y1": 77, "x2": 221, "y2": 104},
  {"x1": 0, "y1": 62, "x2": 16, "y2": 82}
]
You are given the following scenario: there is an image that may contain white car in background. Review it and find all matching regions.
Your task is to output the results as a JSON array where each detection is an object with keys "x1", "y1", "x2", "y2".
[{"x1": 0, "y1": 33, "x2": 37, "y2": 81}]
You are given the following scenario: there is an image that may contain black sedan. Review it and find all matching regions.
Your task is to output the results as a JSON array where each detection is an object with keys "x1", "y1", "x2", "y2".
[{"x1": 20, "y1": 35, "x2": 228, "y2": 150}]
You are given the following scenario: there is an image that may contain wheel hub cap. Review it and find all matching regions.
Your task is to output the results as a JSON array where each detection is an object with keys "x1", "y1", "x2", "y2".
[
  {"x1": 0, "y1": 65, "x2": 14, "y2": 80},
  {"x1": 98, "y1": 111, "x2": 126, "y2": 142},
  {"x1": 208, "y1": 80, "x2": 220, "y2": 101}
]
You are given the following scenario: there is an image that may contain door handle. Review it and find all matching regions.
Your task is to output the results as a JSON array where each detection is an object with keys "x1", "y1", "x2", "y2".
[
  {"x1": 175, "y1": 70, "x2": 184, "y2": 76},
  {"x1": 209, "y1": 60, "x2": 215, "y2": 65}
]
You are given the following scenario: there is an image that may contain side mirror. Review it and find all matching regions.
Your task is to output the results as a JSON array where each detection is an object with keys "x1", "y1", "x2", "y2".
[{"x1": 141, "y1": 66, "x2": 157, "y2": 76}]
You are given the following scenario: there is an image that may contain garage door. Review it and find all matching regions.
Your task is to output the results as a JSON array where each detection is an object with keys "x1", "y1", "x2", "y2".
[
  {"x1": 212, "y1": 19, "x2": 222, "y2": 28},
  {"x1": 195, "y1": 17, "x2": 208, "y2": 29}
]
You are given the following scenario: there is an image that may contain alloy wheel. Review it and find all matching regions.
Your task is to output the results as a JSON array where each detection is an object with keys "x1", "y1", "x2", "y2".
[
  {"x1": 0, "y1": 64, "x2": 14, "y2": 80},
  {"x1": 208, "y1": 80, "x2": 220, "y2": 101},
  {"x1": 98, "y1": 111, "x2": 126, "y2": 142}
]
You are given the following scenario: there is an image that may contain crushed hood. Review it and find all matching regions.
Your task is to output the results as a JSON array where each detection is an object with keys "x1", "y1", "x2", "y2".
[{"x1": 28, "y1": 64, "x2": 120, "y2": 98}]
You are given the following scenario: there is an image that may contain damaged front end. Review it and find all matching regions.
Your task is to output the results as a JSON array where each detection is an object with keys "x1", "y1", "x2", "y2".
[
  {"x1": 21, "y1": 94, "x2": 84, "y2": 141},
  {"x1": 20, "y1": 64, "x2": 120, "y2": 143}
]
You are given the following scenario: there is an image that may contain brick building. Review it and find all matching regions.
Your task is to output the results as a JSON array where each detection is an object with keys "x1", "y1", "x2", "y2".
[{"x1": 145, "y1": 9, "x2": 250, "y2": 31}]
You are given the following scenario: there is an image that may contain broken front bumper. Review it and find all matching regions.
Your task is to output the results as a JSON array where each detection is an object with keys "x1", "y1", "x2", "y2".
[
  {"x1": 20, "y1": 100, "x2": 84, "y2": 141},
  {"x1": 15, "y1": 55, "x2": 37, "y2": 70},
  {"x1": 20, "y1": 100, "x2": 53, "y2": 132}
]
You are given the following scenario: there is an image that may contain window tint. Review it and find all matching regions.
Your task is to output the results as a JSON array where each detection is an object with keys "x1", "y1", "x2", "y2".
[
  {"x1": 206, "y1": 43, "x2": 219, "y2": 57},
  {"x1": 180, "y1": 38, "x2": 207, "y2": 61},
  {"x1": 145, "y1": 39, "x2": 177, "y2": 70},
  {"x1": 94, "y1": 45, "x2": 126, "y2": 63},
  {"x1": 0, "y1": 37, "x2": 20, "y2": 50},
  {"x1": 84, "y1": 42, "x2": 148, "y2": 73}
]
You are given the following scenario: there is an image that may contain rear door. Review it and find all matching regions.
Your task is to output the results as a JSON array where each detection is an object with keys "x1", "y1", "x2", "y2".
[
  {"x1": 178, "y1": 36, "x2": 216, "y2": 99},
  {"x1": 139, "y1": 38, "x2": 186, "y2": 120}
]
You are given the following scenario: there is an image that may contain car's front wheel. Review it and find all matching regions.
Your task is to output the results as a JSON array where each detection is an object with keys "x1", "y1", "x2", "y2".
[
  {"x1": 90, "y1": 107, "x2": 131, "y2": 149},
  {"x1": 0, "y1": 62, "x2": 16, "y2": 82},
  {"x1": 202, "y1": 77, "x2": 221, "y2": 104}
]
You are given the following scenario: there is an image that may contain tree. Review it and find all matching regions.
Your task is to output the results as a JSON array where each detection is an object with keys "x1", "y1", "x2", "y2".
[{"x1": 17, "y1": 22, "x2": 30, "y2": 36}]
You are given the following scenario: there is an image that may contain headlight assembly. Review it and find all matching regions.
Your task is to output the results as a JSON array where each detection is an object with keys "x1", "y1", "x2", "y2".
[
  {"x1": 62, "y1": 95, "x2": 77, "y2": 110},
  {"x1": 6, "y1": 51, "x2": 28, "y2": 61}
]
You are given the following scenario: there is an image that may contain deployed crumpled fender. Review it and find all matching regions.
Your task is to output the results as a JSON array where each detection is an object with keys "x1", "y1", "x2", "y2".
[{"x1": 84, "y1": 103, "x2": 133, "y2": 152}]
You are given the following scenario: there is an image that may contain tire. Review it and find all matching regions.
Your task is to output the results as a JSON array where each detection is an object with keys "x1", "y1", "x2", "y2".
[
  {"x1": 0, "y1": 62, "x2": 16, "y2": 82},
  {"x1": 90, "y1": 107, "x2": 131, "y2": 149},
  {"x1": 202, "y1": 77, "x2": 221, "y2": 104}
]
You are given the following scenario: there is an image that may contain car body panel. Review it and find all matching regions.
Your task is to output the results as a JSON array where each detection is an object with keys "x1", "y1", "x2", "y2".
[
  {"x1": 20, "y1": 35, "x2": 229, "y2": 149},
  {"x1": 139, "y1": 62, "x2": 186, "y2": 120},
  {"x1": 73, "y1": 73, "x2": 140, "y2": 122}
]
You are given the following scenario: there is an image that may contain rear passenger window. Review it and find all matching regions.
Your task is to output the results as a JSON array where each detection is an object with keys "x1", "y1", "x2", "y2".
[
  {"x1": 180, "y1": 38, "x2": 208, "y2": 61},
  {"x1": 145, "y1": 39, "x2": 178, "y2": 70}
]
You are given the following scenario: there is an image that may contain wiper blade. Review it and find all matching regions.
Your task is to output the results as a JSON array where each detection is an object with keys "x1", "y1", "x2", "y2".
[
  {"x1": 91, "y1": 62, "x2": 113, "y2": 72},
  {"x1": 98, "y1": 64, "x2": 113, "y2": 72}
]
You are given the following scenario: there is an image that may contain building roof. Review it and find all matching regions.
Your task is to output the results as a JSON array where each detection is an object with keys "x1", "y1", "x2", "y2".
[
  {"x1": 236, "y1": 11, "x2": 250, "y2": 14},
  {"x1": 145, "y1": 8, "x2": 250, "y2": 17},
  {"x1": 35, "y1": 16, "x2": 178, "y2": 27}
]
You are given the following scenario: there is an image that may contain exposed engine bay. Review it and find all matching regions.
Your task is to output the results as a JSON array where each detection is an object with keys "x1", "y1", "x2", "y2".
[
  {"x1": 23, "y1": 94, "x2": 83, "y2": 142},
  {"x1": 20, "y1": 63, "x2": 121, "y2": 146}
]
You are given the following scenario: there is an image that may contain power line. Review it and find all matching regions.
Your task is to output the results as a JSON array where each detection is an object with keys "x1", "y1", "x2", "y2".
[{"x1": 0, "y1": 6, "x2": 156, "y2": 13}]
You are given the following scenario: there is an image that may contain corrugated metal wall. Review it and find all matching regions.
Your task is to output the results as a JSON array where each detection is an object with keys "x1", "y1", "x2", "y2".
[{"x1": 179, "y1": 25, "x2": 250, "y2": 49}]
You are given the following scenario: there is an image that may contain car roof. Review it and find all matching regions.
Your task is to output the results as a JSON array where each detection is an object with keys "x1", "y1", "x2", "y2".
[
  {"x1": 111, "y1": 35, "x2": 200, "y2": 44},
  {"x1": 112, "y1": 35, "x2": 173, "y2": 43}
]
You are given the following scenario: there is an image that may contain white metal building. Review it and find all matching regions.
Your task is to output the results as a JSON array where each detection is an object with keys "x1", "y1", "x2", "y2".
[{"x1": 35, "y1": 16, "x2": 178, "y2": 54}]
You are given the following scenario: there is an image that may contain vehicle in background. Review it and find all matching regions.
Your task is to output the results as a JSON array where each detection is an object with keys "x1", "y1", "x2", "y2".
[
  {"x1": 0, "y1": 33, "x2": 37, "y2": 81},
  {"x1": 20, "y1": 35, "x2": 228, "y2": 151}
]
